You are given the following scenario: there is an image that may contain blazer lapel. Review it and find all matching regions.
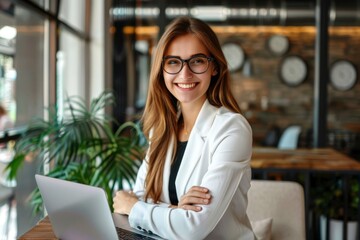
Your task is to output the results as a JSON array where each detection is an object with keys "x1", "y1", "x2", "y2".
[{"x1": 176, "y1": 100, "x2": 219, "y2": 197}]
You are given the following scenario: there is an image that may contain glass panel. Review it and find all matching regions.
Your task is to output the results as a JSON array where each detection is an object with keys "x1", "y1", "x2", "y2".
[
  {"x1": 27, "y1": 0, "x2": 46, "y2": 8},
  {"x1": 59, "y1": 0, "x2": 86, "y2": 32},
  {"x1": 11, "y1": 3, "x2": 46, "y2": 237},
  {"x1": 0, "y1": 7, "x2": 16, "y2": 130},
  {"x1": 26, "y1": 0, "x2": 59, "y2": 14},
  {"x1": 12, "y1": 5, "x2": 45, "y2": 127},
  {"x1": 0, "y1": 54, "x2": 15, "y2": 129},
  {"x1": 58, "y1": 26, "x2": 86, "y2": 116}
]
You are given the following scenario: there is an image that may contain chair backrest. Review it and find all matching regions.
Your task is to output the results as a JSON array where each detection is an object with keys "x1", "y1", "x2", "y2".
[
  {"x1": 262, "y1": 125, "x2": 281, "y2": 147},
  {"x1": 277, "y1": 125, "x2": 302, "y2": 149},
  {"x1": 247, "y1": 180, "x2": 306, "y2": 240}
]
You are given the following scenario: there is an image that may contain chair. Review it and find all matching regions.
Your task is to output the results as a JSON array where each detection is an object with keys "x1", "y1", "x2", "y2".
[
  {"x1": 277, "y1": 125, "x2": 302, "y2": 149},
  {"x1": 247, "y1": 180, "x2": 306, "y2": 240},
  {"x1": 262, "y1": 125, "x2": 281, "y2": 147}
]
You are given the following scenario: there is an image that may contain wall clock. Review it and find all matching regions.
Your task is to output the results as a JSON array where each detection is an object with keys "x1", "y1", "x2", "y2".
[
  {"x1": 279, "y1": 55, "x2": 308, "y2": 87},
  {"x1": 268, "y1": 34, "x2": 289, "y2": 56},
  {"x1": 330, "y1": 60, "x2": 357, "y2": 91},
  {"x1": 221, "y1": 42, "x2": 245, "y2": 72}
]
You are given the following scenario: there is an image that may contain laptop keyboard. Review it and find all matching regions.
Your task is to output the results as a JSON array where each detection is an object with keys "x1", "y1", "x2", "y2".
[{"x1": 116, "y1": 227, "x2": 156, "y2": 240}]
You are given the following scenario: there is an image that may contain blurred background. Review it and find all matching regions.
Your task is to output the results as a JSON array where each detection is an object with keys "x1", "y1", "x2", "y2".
[{"x1": 0, "y1": 0, "x2": 359, "y2": 239}]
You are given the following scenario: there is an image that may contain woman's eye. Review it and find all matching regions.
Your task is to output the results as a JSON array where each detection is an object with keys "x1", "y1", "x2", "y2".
[
  {"x1": 167, "y1": 59, "x2": 180, "y2": 65},
  {"x1": 192, "y1": 58, "x2": 205, "y2": 64}
]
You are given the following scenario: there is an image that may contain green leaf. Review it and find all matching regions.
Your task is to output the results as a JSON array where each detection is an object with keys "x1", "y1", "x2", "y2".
[{"x1": 7, "y1": 91, "x2": 146, "y2": 215}]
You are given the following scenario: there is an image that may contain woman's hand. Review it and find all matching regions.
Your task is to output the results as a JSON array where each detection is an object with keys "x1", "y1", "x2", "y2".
[
  {"x1": 173, "y1": 186, "x2": 211, "y2": 212},
  {"x1": 113, "y1": 190, "x2": 139, "y2": 215}
]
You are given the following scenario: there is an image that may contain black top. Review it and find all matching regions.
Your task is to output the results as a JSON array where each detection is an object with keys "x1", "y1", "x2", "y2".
[{"x1": 168, "y1": 141, "x2": 188, "y2": 205}]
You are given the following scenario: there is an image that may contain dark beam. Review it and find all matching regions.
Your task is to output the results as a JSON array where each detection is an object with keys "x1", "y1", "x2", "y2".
[
  {"x1": 157, "y1": 0, "x2": 166, "y2": 37},
  {"x1": 313, "y1": 0, "x2": 329, "y2": 148}
]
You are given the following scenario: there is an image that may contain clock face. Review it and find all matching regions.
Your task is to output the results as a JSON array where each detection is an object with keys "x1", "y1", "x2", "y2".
[
  {"x1": 221, "y1": 43, "x2": 245, "y2": 72},
  {"x1": 279, "y1": 56, "x2": 308, "y2": 87},
  {"x1": 268, "y1": 35, "x2": 289, "y2": 56},
  {"x1": 330, "y1": 60, "x2": 357, "y2": 91}
]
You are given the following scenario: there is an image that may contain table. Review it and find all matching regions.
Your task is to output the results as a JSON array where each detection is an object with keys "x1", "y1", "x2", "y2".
[
  {"x1": 18, "y1": 217, "x2": 57, "y2": 239},
  {"x1": 252, "y1": 147, "x2": 360, "y2": 171},
  {"x1": 251, "y1": 147, "x2": 360, "y2": 240},
  {"x1": 19, "y1": 148, "x2": 360, "y2": 240}
]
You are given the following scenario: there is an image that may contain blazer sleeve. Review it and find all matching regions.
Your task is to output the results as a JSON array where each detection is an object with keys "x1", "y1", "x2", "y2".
[
  {"x1": 128, "y1": 113, "x2": 253, "y2": 240},
  {"x1": 132, "y1": 159, "x2": 147, "y2": 200}
]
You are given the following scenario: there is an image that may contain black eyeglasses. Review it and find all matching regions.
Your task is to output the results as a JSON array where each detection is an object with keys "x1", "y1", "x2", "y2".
[{"x1": 162, "y1": 55, "x2": 214, "y2": 74}]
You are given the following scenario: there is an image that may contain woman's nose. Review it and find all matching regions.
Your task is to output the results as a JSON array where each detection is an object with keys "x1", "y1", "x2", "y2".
[{"x1": 179, "y1": 63, "x2": 193, "y2": 79}]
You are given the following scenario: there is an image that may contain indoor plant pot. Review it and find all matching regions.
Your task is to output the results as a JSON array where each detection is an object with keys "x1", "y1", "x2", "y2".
[
  {"x1": 313, "y1": 174, "x2": 359, "y2": 240},
  {"x1": 320, "y1": 215, "x2": 358, "y2": 240}
]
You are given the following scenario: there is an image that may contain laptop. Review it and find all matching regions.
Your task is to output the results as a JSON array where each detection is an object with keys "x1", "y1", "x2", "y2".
[{"x1": 35, "y1": 174, "x2": 162, "y2": 240}]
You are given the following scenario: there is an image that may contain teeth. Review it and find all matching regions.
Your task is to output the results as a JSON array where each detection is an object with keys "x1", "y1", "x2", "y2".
[{"x1": 178, "y1": 83, "x2": 196, "y2": 89}]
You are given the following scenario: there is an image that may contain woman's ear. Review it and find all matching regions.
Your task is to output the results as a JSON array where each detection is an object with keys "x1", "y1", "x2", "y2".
[
  {"x1": 212, "y1": 68, "x2": 218, "y2": 76},
  {"x1": 211, "y1": 61, "x2": 219, "y2": 76}
]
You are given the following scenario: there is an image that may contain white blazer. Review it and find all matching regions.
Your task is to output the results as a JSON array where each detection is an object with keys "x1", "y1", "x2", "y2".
[{"x1": 129, "y1": 100, "x2": 255, "y2": 240}]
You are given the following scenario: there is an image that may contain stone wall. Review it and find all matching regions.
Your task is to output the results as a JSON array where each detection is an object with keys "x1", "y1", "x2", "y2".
[{"x1": 216, "y1": 26, "x2": 360, "y2": 155}]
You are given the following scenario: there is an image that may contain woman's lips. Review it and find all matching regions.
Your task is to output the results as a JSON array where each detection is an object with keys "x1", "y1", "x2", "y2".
[{"x1": 177, "y1": 83, "x2": 196, "y2": 89}]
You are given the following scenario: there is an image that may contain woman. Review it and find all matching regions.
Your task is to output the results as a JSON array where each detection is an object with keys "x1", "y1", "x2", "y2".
[{"x1": 113, "y1": 17, "x2": 255, "y2": 240}]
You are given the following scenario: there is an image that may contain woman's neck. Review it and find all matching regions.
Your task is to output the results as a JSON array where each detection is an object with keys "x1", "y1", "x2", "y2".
[{"x1": 178, "y1": 99, "x2": 205, "y2": 140}]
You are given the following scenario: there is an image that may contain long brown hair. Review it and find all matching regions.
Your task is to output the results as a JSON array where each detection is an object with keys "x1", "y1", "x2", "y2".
[{"x1": 141, "y1": 17, "x2": 241, "y2": 203}]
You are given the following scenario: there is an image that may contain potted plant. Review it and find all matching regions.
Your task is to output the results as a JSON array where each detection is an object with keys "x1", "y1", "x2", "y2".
[
  {"x1": 312, "y1": 174, "x2": 359, "y2": 240},
  {"x1": 6, "y1": 91, "x2": 146, "y2": 213}
]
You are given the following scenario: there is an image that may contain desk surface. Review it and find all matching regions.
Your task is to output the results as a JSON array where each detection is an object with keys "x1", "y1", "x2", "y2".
[
  {"x1": 19, "y1": 148, "x2": 360, "y2": 239},
  {"x1": 251, "y1": 147, "x2": 360, "y2": 171},
  {"x1": 19, "y1": 217, "x2": 57, "y2": 239}
]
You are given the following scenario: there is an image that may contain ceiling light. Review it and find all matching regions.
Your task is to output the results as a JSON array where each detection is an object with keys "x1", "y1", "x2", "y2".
[
  {"x1": 190, "y1": 6, "x2": 228, "y2": 21},
  {"x1": 0, "y1": 26, "x2": 17, "y2": 40}
]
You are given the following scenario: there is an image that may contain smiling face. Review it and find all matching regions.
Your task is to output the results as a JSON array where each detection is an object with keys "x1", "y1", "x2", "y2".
[{"x1": 163, "y1": 34, "x2": 217, "y2": 109}]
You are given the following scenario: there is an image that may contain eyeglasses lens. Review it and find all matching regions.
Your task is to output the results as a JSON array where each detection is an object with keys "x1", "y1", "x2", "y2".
[{"x1": 163, "y1": 56, "x2": 210, "y2": 74}]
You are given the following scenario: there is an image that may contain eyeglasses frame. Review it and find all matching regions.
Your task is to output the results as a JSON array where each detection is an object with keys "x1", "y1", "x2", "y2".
[{"x1": 162, "y1": 55, "x2": 215, "y2": 75}]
